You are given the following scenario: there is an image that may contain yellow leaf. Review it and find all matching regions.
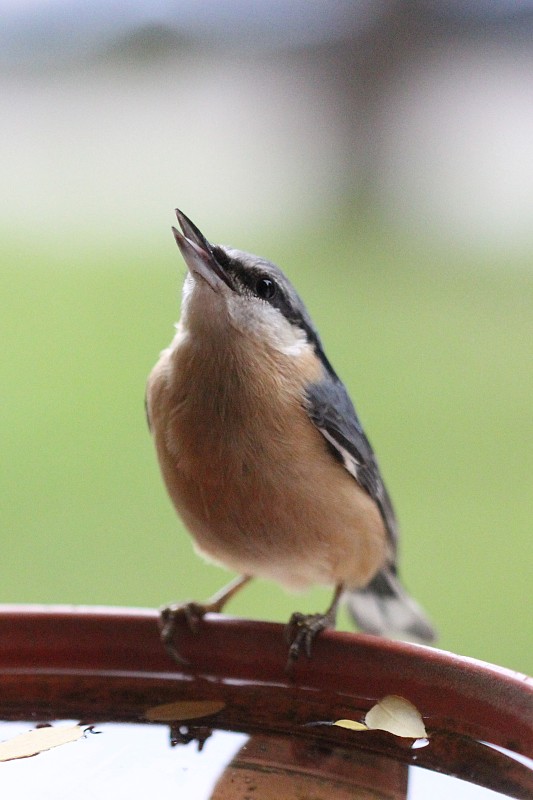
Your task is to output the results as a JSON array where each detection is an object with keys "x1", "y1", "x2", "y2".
[
  {"x1": 333, "y1": 719, "x2": 368, "y2": 731},
  {"x1": 145, "y1": 699, "x2": 226, "y2": 722},
  {"x1": 364, "y1": 695, "x2": 427, "y2": 738},
  {"x1": 0, "y1": 725, "x2": 84, "y2": 762}
]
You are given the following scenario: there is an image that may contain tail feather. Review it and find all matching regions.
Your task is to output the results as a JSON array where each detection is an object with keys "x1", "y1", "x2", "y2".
[{"x1": 345, "y1": 569, "x2": 436, "y2": 644}]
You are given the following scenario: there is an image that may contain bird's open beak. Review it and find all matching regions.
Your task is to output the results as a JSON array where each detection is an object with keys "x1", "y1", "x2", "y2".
[{"x1": 172, "y1": 209, "x2": 233, "y2": 291}]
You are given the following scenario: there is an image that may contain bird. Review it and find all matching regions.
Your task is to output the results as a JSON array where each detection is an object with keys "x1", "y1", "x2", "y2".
[{"x1": 146, "y1": 209, "x2": 436, "y2": 666}]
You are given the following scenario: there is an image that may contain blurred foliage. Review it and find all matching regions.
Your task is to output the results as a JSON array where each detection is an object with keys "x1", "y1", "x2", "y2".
[{"x1": 1, "y1": 214, "x2": 531, "y2": 674}]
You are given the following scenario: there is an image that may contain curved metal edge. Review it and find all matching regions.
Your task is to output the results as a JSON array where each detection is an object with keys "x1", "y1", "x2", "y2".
[{"x1": 0, "y1": 604, "x2": 531, "y2": 758}]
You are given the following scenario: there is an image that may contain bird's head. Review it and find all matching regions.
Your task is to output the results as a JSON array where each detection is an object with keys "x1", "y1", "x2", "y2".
[{"x1": 172, "y1": 209, "x2": 330, "y2": 364}]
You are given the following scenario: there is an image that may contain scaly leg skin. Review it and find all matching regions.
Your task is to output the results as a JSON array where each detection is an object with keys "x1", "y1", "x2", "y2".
[
  {"x1": 159, "y1": 575, "x2": 252, "y2": 664},
  {"x1": 285, "y1": 584, "x2": 344, "y2": 669}
]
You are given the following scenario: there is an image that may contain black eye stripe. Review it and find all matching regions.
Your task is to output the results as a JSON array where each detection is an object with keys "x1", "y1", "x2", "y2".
[{"x1": 210, "y1": 245, "x2": 337, "y2": 377}]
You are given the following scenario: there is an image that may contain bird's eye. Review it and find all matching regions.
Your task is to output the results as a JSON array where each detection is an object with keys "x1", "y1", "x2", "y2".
[{"x1": 255, "y1": 277, "x2": 276, "y2": 300}]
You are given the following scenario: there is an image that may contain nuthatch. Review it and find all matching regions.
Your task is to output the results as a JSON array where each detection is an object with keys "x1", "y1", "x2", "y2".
[{"x1": 147, "y1": 210, "x2": 435, "y2": 665}]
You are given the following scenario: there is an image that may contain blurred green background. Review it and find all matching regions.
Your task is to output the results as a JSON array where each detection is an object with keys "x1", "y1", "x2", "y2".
[{"x1": 1, "y1": 2, "x2": 532, "y2": 675}]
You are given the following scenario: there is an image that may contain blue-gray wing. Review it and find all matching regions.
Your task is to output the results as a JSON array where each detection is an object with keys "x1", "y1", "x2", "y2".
[
  {"x1": 304, "y1": 378, "x2": 399, "y2": 555},
  {"x1": 305, "y1": 378, "x2": 436, "y2": 643}
]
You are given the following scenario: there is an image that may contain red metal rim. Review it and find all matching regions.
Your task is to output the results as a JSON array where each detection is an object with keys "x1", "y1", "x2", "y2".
[
  {"x1": 1, "y1": 605, "x2": 532, "y2": 798},
  {"x1": 0, "y1": 604, "x2": 531, "y2": 754}
]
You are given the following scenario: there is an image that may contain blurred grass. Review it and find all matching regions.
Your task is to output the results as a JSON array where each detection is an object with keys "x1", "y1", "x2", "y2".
[{"x1": 1, "y1": 216, "x2": 531, "y2": 674}]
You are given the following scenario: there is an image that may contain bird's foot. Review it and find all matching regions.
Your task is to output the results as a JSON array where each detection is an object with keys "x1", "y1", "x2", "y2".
[
  {"x1": 159, "y1": 576, "x2": 252, "y2": 665},
  {"x1": 158, "y1": 601, "x2": 207, "y2": 665},
  {"x1": 169, "y1": 723, "x2": 213, "y2": 751},
  {"x1": 285, "y1": 611, "x2": 333, "y2": 667},
  {"x1": 285, "y1": 585, "x2": 344, "y2": 669}
]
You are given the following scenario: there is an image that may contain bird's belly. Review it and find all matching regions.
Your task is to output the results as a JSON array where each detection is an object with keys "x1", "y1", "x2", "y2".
[
  {"x1": 147, "y1": 335, "x2": 387, "y2": 592},
  {"x1": 157, "y1": 404, "x2": 387, "y2": 591}
]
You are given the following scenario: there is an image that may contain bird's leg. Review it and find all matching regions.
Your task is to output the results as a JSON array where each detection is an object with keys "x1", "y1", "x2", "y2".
[
  {"x1": 159, "y1": 575, "x2": 252, "y2": 664},
  {"x1": 285, "y1": 583, "x2": 344, "y2": 667}
]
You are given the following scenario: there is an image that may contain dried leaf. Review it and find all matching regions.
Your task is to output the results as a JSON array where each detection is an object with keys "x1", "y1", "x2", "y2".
[
  {"x1": 0, "y1": 724, "x2": 84, "y2": 762},
  {"x1": 145, "y1": 699, "x2": 226, "y2": 722},
  {"x1": 365, "y1": 694, "x2": 427, "y2": 738},
  {"x1": 333, "y1": 719, "x2": 368, "y2": 731}
]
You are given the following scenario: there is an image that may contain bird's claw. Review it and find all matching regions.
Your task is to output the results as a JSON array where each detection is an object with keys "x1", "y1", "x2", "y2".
[
  {"x1": 169, "y1": 723, "x2": 213, "y2": 751},
  {"x1": 285, "y1": 611, "x2": 332, "y2": 666},
  {"x1": 158, "y1": 601, "x2": 207, "y2": 664},
  {"x1": 158, "y1": 577, "x2": 252, "y2": 665}
]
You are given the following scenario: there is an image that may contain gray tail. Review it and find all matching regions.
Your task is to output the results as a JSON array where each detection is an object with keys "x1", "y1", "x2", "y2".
[{"x1": 345, "y1": 569, "x2": 436, "y2": 644}]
